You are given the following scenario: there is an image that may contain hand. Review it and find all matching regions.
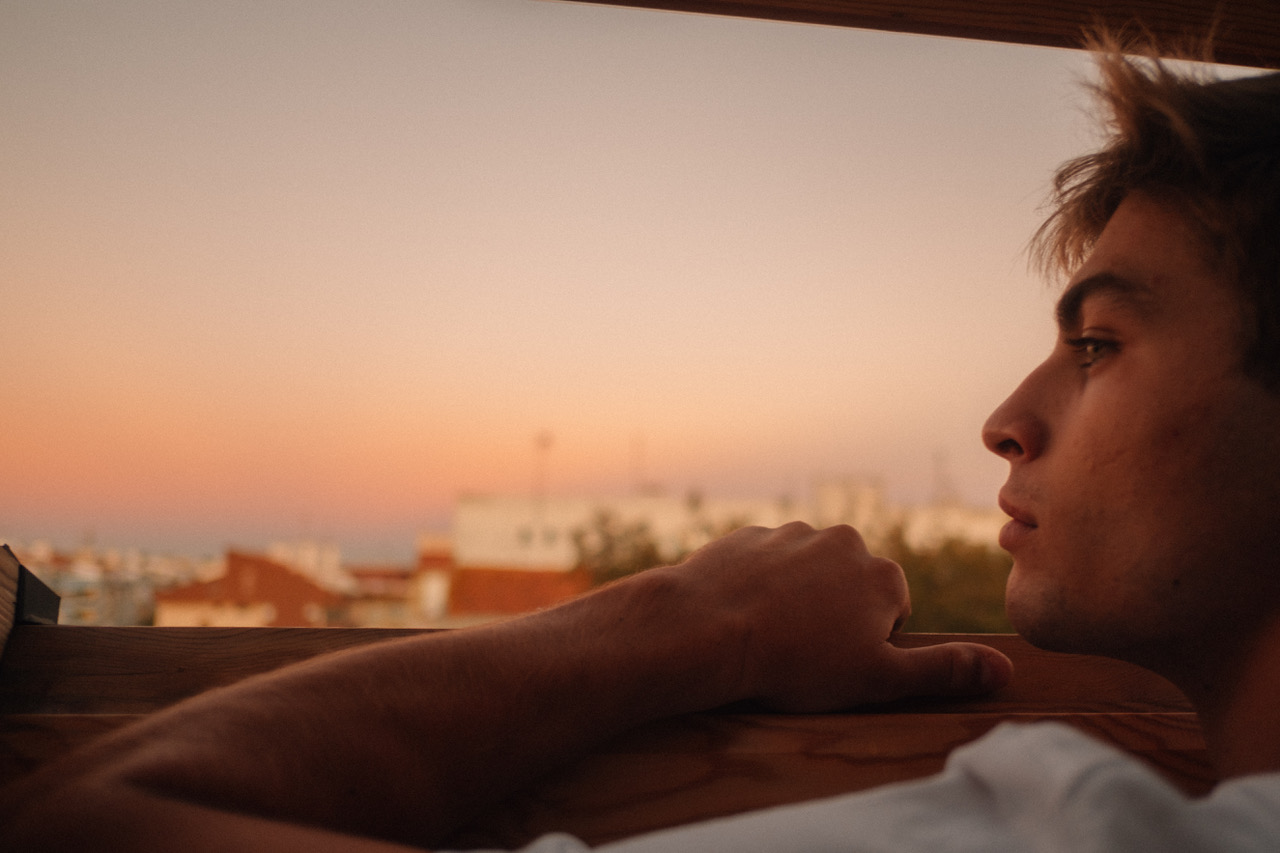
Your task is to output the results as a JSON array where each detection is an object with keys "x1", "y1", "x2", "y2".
[{"x1": 669, "y1": 522, "x2": 1013, "y2": 712}]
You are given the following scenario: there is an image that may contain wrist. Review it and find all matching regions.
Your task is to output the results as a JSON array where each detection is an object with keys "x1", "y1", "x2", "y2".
[{"x1": 551, "y1": 564, "x2": 749, "y2": 725}]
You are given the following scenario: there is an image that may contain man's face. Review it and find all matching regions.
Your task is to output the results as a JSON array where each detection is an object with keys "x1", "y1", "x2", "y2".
[{"x1": 983, "y1": 193, "x2": 1280, "y2": 678}]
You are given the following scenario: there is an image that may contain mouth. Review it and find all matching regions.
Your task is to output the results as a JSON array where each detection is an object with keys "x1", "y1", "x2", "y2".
[{"x1": 997, "y1": 494, "x2": 1037, "y2": 551}]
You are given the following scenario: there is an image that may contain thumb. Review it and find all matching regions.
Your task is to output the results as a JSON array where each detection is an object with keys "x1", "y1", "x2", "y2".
[{"x1": 881, "y1": 642, "x2": 1013, "y2": 700}]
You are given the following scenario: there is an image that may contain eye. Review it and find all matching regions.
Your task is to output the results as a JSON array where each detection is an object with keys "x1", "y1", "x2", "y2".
[{"x1": 1065, "y1": 336, "x2": 1117, "y2": 367}]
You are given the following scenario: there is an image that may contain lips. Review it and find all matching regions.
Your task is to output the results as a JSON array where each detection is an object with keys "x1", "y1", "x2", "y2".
[{"x1": 997, "y1": 493, "x2": 1038, "y2": 552}]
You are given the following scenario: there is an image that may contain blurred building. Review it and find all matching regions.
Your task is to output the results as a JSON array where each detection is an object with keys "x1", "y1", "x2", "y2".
[
  {"x1": 154, "y1": 550, "x2": 340, "y2": 627},
  {"x1": 1, "y1": 478, "x2": 1006, "y2": 628},
  {"x1": 441, "y1": 480, "x2": 1005, "y2": 620},
  {"x1": 2, "y1": 540, "x2": 218, "y2": 626},
  {"x1": 446, "y1": 490, "x2": 797, "y2": 619},
  {"x1": 266, "y1": 539, "x2": 352, "y2": 593}
]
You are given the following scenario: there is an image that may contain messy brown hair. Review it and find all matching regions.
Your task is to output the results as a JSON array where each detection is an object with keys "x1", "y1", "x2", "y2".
[{"x1": 1033, "y1": 33, "x2": 1280, "y2": 387}]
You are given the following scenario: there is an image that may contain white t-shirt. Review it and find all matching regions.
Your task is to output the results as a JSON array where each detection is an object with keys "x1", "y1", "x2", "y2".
[{"x1": 498, "y1": 722, "x2": 1280, "y2": 852}]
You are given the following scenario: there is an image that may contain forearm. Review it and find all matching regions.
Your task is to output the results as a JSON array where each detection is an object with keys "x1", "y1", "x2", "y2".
[{"x1": 3, "y1": 565, "x2": 741, "y2": 849}]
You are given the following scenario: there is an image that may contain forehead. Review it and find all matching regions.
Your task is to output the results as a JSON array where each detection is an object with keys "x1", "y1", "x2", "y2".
[{"x1": 1055, "y1": 194, "x2": 1236, "y2": 331}]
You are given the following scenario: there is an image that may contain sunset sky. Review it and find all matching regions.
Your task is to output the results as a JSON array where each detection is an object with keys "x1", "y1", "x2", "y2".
[{"x1": 2, "y1": 0, "x2": 1102, "y2": 561}]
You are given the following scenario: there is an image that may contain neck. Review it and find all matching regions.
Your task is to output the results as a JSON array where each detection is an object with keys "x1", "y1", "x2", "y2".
[{"x1": 1183, "y1": 615, "x2": 1280, "y2": 779}]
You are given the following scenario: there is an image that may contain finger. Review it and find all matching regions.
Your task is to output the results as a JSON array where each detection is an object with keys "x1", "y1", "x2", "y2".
[{"x1": 880, "y1": 642, "x2": 1013, "y2": 700}]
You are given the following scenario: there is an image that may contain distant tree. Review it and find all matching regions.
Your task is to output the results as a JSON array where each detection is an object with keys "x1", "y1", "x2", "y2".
[
  {"x1": 571, "y1": 505, "x2": 758, "y2": 587},
  {"x1": 571, "y1": 510, "x2": 667, "y2": 586},
  {"x1": 573, "y1": 512, "x2": 1011, "y2": 628},
  {"x1": 679, "y1": 490, "x2": 754, "y2": 559},
  {"x1": 879, "y1": 526, "x2": 1014, "y2": 633}
]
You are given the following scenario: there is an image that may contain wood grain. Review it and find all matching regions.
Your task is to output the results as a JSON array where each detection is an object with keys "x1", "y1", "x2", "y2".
[
  {"x1": 446, "y1": 710, "x2": 1211, "y2": 847},
  {"x1": 0, "y1": 628, "x2": 1214, "y2": 845},
  {"x1": 0, "y1": 627, "x2": 1191, "y2": 714},
  {"x1": 0, "y1": 626, "x2": 430, "y2": 714},
  {"x1": 576, "y1": 0, "x2": 1280, "y2": 69},
  {"x1": 0, "y1": 709, "x2": 1211, "y2": 847}
]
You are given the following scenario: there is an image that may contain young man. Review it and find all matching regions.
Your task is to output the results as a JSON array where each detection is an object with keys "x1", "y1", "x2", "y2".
[{"x1": 3, "y1": 40, "x2": 1280, "y2": 852}]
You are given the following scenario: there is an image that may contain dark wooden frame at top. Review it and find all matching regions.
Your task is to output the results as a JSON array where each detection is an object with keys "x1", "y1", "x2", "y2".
[{"x1": 574, "y1": 0, "x2": 1280, "y2": 70}]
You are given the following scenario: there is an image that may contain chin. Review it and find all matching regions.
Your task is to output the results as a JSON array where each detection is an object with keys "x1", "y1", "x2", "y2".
[
  {"x1": 1006, "y1": 600, "x2": 1066, "y2": 651},
  {"x1": 1005, "y1": 572, "x2": 1098, "y2": 655},
  {"x1": 1007, "y1": 587, "x2": 1140, "y2": 662}
]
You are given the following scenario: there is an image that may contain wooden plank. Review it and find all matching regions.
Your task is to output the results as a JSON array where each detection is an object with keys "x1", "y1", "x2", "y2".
[
  {"x1": 1, "y1": 709, "x2": 1211, "y2": 845},
  {"x1": 0, "y1": 627, "x2": 1191, "y2": 714},
  {"x1": 0, "y1": 626, "x2": 430, "y2": 714},
  {"x1": 0, "y1": 626, "x2": 1205, "y2": 839},
  {"x1": 0, "y1": 626, "x2": 1209, "y2": 844},
  {"x1": 0, "y1": 546, "x2": 17, "y2": 660},
  {"x1": 446, "y1": 710, "x2": 1212, "y2": 847},
  {"x1": 576, "y1": 0, "x2": 1280, "y2": 69}
]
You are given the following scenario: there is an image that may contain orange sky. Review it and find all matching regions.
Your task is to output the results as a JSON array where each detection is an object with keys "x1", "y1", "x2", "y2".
[{"x1": 2, "y1": 0, "x2": 1095, "y2": 560}]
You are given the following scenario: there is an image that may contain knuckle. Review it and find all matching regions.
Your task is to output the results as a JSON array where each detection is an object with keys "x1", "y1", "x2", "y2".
[
  {"x1": 870, "y1": 557, "x2": 910, "y2": 603},
  {"x1": 872, "y1": 555, "x2": 906, "y2": 580},
  {"x1": 820, "y1": 523, "x2": 866, "y2": 549},
  {"x1": 777, "y1": 520, "x2": 815, "y2": 535}
]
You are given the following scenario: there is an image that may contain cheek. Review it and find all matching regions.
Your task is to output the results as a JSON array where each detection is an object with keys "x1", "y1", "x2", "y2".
[
  {"x1": 1013, "y1": 435, "x2": 1152, "y2": 607},
  {"x1": 1053, "y1": 410, "x2": 1149, "y2": 526},
  {"x1": 1067, "y1": 382, "x2": 1210, "y2": 520}
]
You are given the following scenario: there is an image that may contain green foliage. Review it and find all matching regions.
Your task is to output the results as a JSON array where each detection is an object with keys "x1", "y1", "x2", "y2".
[
  {"x1": 879, "y1": 526, "x2": 1014, "y2": 633},
  {"x1": 572, "y1": 510, "x2": 667, "y2": 586},
  {"x1": 572, "y1": 504, "x2": 755, "y2": 587},
  {"x1": 572, "y1": 512, "x2": 1013, "y2": 633}
]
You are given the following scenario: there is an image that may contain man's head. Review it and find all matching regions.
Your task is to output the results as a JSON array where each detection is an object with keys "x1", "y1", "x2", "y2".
[
  {"x1": 983, "y1": 41, "x2": 1280, "y2": 692},
  {"x1": 1034, "y1": 35, "x2": 1280, "y2": 387}
]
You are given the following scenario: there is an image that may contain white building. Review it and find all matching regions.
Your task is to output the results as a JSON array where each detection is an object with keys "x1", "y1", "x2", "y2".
[
  {"x1": 453, "y1": 492, "x2": 800, "y2": 571},
  {"x1": 452, "y1": 478, "x2": 1005, "y2": 574},
  {"x1": 266, "y1": 540, "x2": 353, "y2": 593}
]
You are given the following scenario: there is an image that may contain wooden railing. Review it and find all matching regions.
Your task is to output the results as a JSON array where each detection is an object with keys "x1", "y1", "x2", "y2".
[
  {"x1": 0, "y1": 626, "x2": 1213, "y2": 847},
  {"x1": 579, "y1": 1, "x2": 1280, "y2": 70}
]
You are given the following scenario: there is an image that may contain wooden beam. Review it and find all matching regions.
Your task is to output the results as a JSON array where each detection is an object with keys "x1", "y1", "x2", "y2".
[
  {"x1": 0, "y1": 708, "x2": 1212, "y2": 846},
  {"x1": 572, "y1": 1, "x2": 1280, "y2": 69},
  {"x1": 0, "y1": 627, "x2": 1192, "y2": 715},
  {"x1": 0, "y1": 628, "x2": 1214, "y2": 844},
  {"x1": 445, "y1": 710, "x2": 1210, "y2": 847}
]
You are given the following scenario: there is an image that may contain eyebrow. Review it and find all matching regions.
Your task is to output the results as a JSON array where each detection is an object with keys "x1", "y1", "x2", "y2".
[{"x1": 1055, "y1": 272, "x2": 1159, "y2": 331}]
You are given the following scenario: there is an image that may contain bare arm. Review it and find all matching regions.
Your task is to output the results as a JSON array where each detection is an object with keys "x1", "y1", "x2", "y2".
[{"x1": 0, "y1": 523, "x2": 1012, "y2": 851}]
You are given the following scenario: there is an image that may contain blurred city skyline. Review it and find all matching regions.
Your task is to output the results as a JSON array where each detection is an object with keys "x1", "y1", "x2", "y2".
[{"x1": 4, "y1": 0, "x2": 1098, "y2": 561}]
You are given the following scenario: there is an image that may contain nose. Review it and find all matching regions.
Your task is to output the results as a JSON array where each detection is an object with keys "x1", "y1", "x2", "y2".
[{"x1": 982, "y1": 365, "x2": 1049, "y2": 462}]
